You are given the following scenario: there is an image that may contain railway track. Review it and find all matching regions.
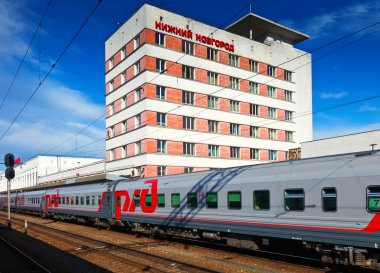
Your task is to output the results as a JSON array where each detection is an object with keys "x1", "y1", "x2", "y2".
[{"x1": 1, "y1": 215, "x2": 218, "y2": 273}]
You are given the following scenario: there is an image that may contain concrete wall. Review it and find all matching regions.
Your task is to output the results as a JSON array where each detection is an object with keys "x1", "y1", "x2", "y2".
[{"x1": 301, "y1": 130, "x2": 380, "y2": 158}]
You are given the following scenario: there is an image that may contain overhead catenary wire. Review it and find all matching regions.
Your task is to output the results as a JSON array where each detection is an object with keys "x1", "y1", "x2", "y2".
[
  {"x1": 0, "y1": 0, "x2": 104, "y2": 142},
  {"x1": 0, "y1": 0, "x2": 53, "y2": 111}
]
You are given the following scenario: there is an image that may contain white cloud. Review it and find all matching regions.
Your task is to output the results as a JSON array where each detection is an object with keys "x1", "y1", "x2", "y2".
[
  {"x1": 320, "y1": 91, "x2": 348, "y2": 99},
  {"x1": 358, "y1": 104, "x2": 380, "y2": 112},
  {"x1": 285, "y1": 1, "x2": 380, "y2": 38}
]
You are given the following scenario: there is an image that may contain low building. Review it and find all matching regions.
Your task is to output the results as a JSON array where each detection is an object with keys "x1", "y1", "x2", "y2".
[
  {"x1": 0, "y1": 156, "x2": 103, "y2": 192},
  {"x1": 301, "y1": 129, "x2": 380, "y2": 158}
]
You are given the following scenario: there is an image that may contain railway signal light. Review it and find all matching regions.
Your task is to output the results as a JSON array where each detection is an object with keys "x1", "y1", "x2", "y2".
[
  {"x1": 5, "y1": 168, "x2": 15, "y2": 180},
  {"x1": 4, "y1": 153, "x2": 15, "y2": 167}
]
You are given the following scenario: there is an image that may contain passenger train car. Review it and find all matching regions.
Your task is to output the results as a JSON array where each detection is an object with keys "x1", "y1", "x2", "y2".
[{"x1": 1, "y1": 151, "x2": 380, "y2": 270}]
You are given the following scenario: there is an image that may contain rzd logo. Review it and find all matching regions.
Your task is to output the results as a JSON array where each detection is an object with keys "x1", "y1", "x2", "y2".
[
  {"x1": 114, "y1": 179, "x2": 158, "y2": 219},
  {"x1": 45, "y1": 189, "x2": 60, "y2": 210}
]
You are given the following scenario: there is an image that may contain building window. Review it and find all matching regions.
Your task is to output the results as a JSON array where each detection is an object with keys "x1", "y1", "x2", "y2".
[
  {"x1": 269, "y1": 129, "x2": 277, "y2": 140},
  {"x1": 322, "y1": 188, "x2": 337, "y2": 212},
  {"x1": 268, "y1": 65, "x2": 276, "y2": 77},
  {"x1": 284, "y1": 189, "x2": 305, "y2": 211},
  {"x1": 206, "y1": 192, "x2": 218, "y2": 209},
  {"x1": 155, "y1": 32, "x2": 165, "y2": 46},
  {"x1": 135, "y1": 141, "x2": 141, "y2": 155},
  {"x1": 249, "y1": 60, "x2": 258, "y2": 72},
  {"x1": 109, "y1": 149, "x2": 114, "y2": 161},
  {"x1": 230, "y1": 77, "x2": 239, "y2": 90},
  {"x1": 228, "y1": 191, "x2": 241, "y2": 209},
  {"x1": 207, "y1": 48, "x2": 218, "y2": 61},
  {"x1": 135, "y1": 114, "x2": 141, "y2": 128},
  {"x1": 122, "y1": 146, "x2": 127, "y2": 158},
  {"x1": 230, "y1": 100, "x2": 239, "y2": 112},
  {"x1": 171, "y1": 193, "x2": 180, "y2": 208},
  {"x1": 156, "y1": 85, "x2": 166, "y2": 100},
  {"x1": 121, "y1": 96, "x2": 127, "y2": 109},
  {"x1": 109, "y1": 80, "x2": 114, "y2": 92},
  {"x1": 207, "y1": 71, "x2": 218, "y2": 85},
  {"x1": 268, "y1": 107, "x2": 277, "y2": 119},
  {"x1": 285, "y1": 111, "x2": 293, "y2": 122},
  {"x1": 135, "y1": 88, "x2": 142, "y2": 102},
  {"x1": 134, "y1": 35, "x2": 140, "y2": 49},
  {"x1": 182, "y1": 65, "x2": 194, "y2": 79},
  {"x1": 230, "y1": 147, "x2": 240, "y2": 159},
  {"x1": 249, "y1": 82, "x2": 259, "y2": 94},
  {"x1": 208, "y1": 96, "x2": 218, "y2": 109},
  {"x1": 254, "y1": 190, "x2": 270, "y2": 210},
  {"x1": 183, "y1": 116, "x2": 195, "y2": 130},
  {"x1": 182, "y1": 91, "x2": 194, "y2": 105},
  {"x1": 229, "y1": 54, "x2": 239, "y2": 67},
  {"x1": 187, "y1": 193, "x2": 198, "y2": 208},
  {"x1": 250, "y1": 126, "x2": 260, "y2": 138},
  {"x1": 367, "y1": 186, "x2": 380, "y2": 212},
  {"x1": 157, "y1": 140, "x2": 166, "y2": 153},
  {"x1": 157, "y1": 113, "x2": 166, "y2": 126},
  {"x1": 134, "y1": 62, "x2": 140, "y2": 74},
  {"x1": 184, "y1": 167, "x2": 194, "y2": 173},
  {"x1": 250, "y1": 104, "x2": 259, "y2": 116},
  {"x1": 182, "y1": 40, "x2": 194, "y2": 55},
  {"x1": 156, "y1": 59, "x2": 166, "y2": 73},
  {"x1": 108, "y1": 126, "x2": 114, "y2": 138},
  {"x1": 109, "y1": 58, "x2": 114, "y2": 70},
  {"x1": 230, "y1": 123, "x2": 240, "y2": 135},
  {"x1": 250, "y1": 148, "x2": 259, "y2": 160},
  {"x1": 286, "y1": 131, "x2": 293, "y2": 142},
  {"x1": 183, "y1": 142, "x2": 195, "y2": 156},
  {"x1": 269, "y1": 150, "x2": 277, "y2": 161},
  {"x1": 121, "y1": 121, "x2": 126, "y2": 133},
  {"x1": 284, "y1": 70, "x2": 292, "y2": 82},
  {"x1": 121, "y1": 71, "x2": 126, "y2": 84},
  {"x1": 121, "y1": 48, "x2": 126, "y2": 60},
  {"x1": 285, "y1": 90, "x2": 293, "y2": 102},
  {"x1": 208, "y1": 145, "x2": 219, "y2": 157},
  {"x1": 268, "y1": 86, "x2": 276, "y2": 98},
  {"x1": 208, "y1": 120, "x2": 218, "y2": 133},
  {"x1": 157, "y1": 166, "x2": 166, "y2": 176},
  {"x1": 109, "y1": 102, "x2": 114, "y2": 115}
]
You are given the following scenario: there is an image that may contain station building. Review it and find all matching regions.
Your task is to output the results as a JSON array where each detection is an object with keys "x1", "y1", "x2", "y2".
[{"x1": 105, "y1": 4, "x2": 313, "y2": 177}]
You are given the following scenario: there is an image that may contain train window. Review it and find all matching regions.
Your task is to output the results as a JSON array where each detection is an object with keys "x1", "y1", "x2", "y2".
[
  {"x1": 171, "y1": 193, "x2": 180, "y2": 208},
  {"x1": 81, "y1": 196, "x2": 84, "y2": 205},
  {"x1": 367, "y1": 186, "x2": 380, "y2": 212},
  {"x1": 158, "y1": 194, "x2": 165, "y2": 207},
  {"x1": 228, "y1": 191, "x2": 241, "y2": 209},
  {"x1": 187, "y1": 193, "x2": 198, "y2": 209},
  {"x1": 75, "y1": 196, "x2": 79, "y2": 205},
  {"x1": 86, "y1": 196, "x2": 90, "y2": 205},
  {"x1": 253, "y1": 190, "x2": 270, "y2": 210},
  {"x1": 98, "y1": 195, "x2": 101, "y2": 205},
  {"x1": 134, "y1": 195, "x2": 140, "y2": 207},
  {"x1": 62, "y1": 197, "x2": 65, "y2": 205},
  {"x1": 206, "y1": 192, "x2": 218, "y2": 209},
  {"x1": 322, "y1": 188, "x2": 337, "y2": 212},
  {"x1": 116, "y1": 196, "x2": 121, "y2": 206},
  {"x1": 284, "y1": 189, "x2": 304, "y2": 211},
  {"x1": 92, "y1": 196, "x2": 95, "y2": 206},
  {"x1": 145, "y1": 194, "x2": 152, "y2": 206},
  {"x1": 107, "y1": 196, "x2": 111, "y2": 206},
  {"x1": 66, "y1": 197, "x2": 69, "y2": 205}
]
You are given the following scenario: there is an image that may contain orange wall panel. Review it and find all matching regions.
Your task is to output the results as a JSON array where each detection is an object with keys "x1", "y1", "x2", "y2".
[
  {"x1": 259, "y1": 63, "x2": 268, "y2": 75},
  {"x1": 278, "y1": 151, "x2": 287, "y2": 161},
  {"x1": 240, "y1": 125, "x2": 250, "y2": 137},
  {"x1": 167, "y1": 167, "x2": 185, "y2": 175},
  {"x1": 196, "y1": 144, "x2": 208, "y2": 157},
  {"x1": 195, "y1": 93, "x2": 207, "y2": 107},
  {"x1": 277, "y1": 88, "x2": 285, "y2": 100},
  {"x1": 240, "y1": 102, "x2": 250, "y2": 115},
  {"x1": 260, "y1": 150, "x2": 269, "y2": 161},
  {"x1": 260, "y1": 127, "x2": 268, "y2": 139},
  {"x1": 277, "y1": 68, "x2": 285, "y2": 80},
  {"x1": 218, "y1": 75, "x2": 230, "y2": 87},
  {"x1": 195, "y1": 44, "x2": 207, "y2": 58},
  {"x1": 195, "y1": 118, "x2": 208, "y2": 132},
  {"x1": 141, "y1": 111, "x2": 157, "y2": 126},
  {"x1": 277, "y1": 130, "x2": 286, "y2": 141},
  {"x1": 167, "y1": 114, "x2": 182, "y2": 129},
  {"x1": 260, "y1": 84, "x2": 268, "y2": 96},
  {"x1": 219, "y1": 146, "x2": 230, "y2": 158},
  {"x1": 219, "y1": 98, "x2": 230, "y2": 111},
  {"x1": 277, "y1": 109, "x2": 285, "y2": 121},
  {"x1": 260, "y1": 106, "x2": 268, "y2": 118},
  {"x1": 167, "y1": 141, "x2": 183, "y2": 155},
  {"x1": 167, "y1": 88, "x2": 182, "y2": 103},
  {"x1": 166, "y1": 61, "x2": 182, "y2": 77},
  {"x1": 240, "y1": 80, "x2": 249, "y2": 92},
  {"x1": 241, "y1": 148, "x2": 250, "y2": 159},
  {"x1": 240, "y1": 57, "x2": 250, "y2": 70},
  {"x1": 219, "y1": 122, "x2": 230, "y2": 134},
  {"x1": 166, "y1": 36, "x2": 182, "y2": 51},
  {"x1": 219, "y1": 51, "x2": 229, "y2": 64},
  {"x1": 140, "y1": 29, "x2": 155, "y2": 44},
  {"x1": 195, "y1": 68, "x2": 207, "y2": 83}
]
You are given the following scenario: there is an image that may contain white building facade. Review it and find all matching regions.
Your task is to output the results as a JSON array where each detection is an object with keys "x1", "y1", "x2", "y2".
[
  {"x1": 301, "y1": 130, "x2": 380, "y2": 158},
  {"x1": 105, "y1": 4, "x2": 313, "y2": 177},
  {"x1": 0, "y1": 156, "x2": 103, "y2": 192}
]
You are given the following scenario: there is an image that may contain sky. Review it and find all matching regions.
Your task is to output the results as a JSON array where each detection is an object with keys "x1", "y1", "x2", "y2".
[{"x1": 0, "y1": 0, "x2": 379, "y2": 164}]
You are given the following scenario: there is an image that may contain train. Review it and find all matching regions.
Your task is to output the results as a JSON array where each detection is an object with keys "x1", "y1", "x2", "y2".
[{"x1": 1, "y1": 150, "x2": 380, "y2": 270}]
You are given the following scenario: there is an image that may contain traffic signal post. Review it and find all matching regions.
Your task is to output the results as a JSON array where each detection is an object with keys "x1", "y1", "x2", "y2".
[{"x1": 4, "y1": 153, "x2": 15, "y2": 228}]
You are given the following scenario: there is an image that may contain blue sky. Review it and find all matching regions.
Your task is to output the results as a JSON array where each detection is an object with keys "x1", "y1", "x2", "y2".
[{"x1": 0, "y1": 0, "x2": 379, "y2": 163}]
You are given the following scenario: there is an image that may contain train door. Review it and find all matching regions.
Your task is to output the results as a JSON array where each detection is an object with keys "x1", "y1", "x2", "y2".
[{"x1": 41, "y1": 196, "x2": 46, "y2": 212}]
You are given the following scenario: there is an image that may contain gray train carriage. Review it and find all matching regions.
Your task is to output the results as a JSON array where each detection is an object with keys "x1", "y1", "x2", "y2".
[
  {"x1": 114, "y1": 151, "x2": 380, "y2": 268},
  {"x1": 15, "y1": 190, "x2": 46, "y2": 214},
  {"x1": 44, "y1": 182, "x2": 115, "y2": 226}
]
